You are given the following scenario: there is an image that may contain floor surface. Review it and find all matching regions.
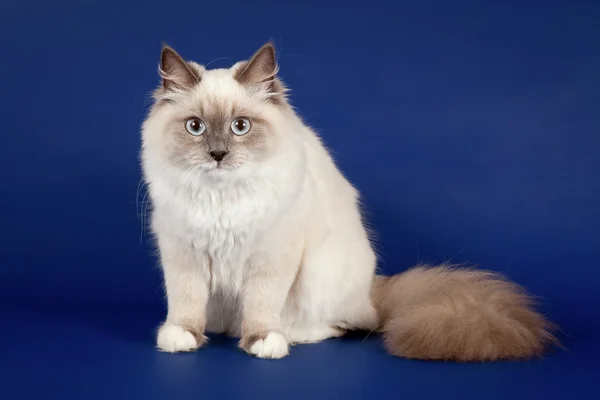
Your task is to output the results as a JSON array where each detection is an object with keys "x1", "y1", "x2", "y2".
[{"x1": 2, "y1": 307, "x2": 598, "y2": 400}]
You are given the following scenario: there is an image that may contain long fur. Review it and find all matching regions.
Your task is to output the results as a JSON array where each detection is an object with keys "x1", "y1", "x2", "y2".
[
  {"x1": 141, "y1": 42, "x2": 558, "y2": 361},
  {"x1": 372, "y1": 265, "x2": 557, "y2": 361}
]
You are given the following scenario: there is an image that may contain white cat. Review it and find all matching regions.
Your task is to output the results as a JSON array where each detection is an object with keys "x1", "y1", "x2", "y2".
[{"x1": 141, "y1": 42, "x2": 556, "y2": 360}]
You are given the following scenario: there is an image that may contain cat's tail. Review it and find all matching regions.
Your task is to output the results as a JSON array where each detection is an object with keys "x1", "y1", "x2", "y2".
[{"x1": 371, "y1": 265, "x2": 558, "y2": 361}]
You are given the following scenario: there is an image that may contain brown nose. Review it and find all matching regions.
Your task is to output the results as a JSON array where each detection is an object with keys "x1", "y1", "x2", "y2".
[{"x1": 209, "y1": 150, "x2": 228, "y2": 162}]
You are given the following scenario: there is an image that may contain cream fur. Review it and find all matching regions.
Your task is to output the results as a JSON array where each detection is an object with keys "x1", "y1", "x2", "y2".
[{"x1": 141, "y1": 43, "x2": 556, "y2": 361}]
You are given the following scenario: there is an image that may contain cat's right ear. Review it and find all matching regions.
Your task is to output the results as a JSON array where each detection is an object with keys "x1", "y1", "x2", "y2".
[{"x1": 159, "y1": 45, "x2": 199, "y2": 91}]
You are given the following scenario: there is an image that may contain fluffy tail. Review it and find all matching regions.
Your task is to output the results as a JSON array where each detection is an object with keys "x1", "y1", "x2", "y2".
[{"x1": 371, "y1": 265, "x2": 558, "y2": 361}]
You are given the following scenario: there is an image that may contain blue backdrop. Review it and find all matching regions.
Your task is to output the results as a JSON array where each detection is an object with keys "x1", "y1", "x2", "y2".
[{"x1": 1, "y1": 0, "x2": 599, "y2": 398}]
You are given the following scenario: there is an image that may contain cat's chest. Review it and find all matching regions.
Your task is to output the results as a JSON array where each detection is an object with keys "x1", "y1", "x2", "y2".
[{"x1": 172, "y1": 184, "x2": 278, "y2": 261}]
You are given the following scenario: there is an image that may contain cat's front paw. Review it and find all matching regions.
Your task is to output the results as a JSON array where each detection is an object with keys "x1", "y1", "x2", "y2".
[
  {"x1": 240, "y1": 331, "x2": 289, "y2": 359},
  {"x1": 156, "y1": 323, "x2": 206, "y2": 353}
]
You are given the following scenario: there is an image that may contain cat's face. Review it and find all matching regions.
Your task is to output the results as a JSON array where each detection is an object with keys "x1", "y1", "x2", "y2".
[{"x1": 142, "y1": 42, "x2": 289, "y2": 180}]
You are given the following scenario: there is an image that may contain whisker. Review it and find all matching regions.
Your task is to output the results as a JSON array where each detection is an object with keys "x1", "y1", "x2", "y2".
[
  {"x1": 140, "y1": 186, "x2": 151, "y2": 244},
  {"x1": 362, "y1": 321, "x2": 385, "y2": 343},
  {"x1": 135, "y1": 179, "x2": 146, "y2": 219},
  {"x1": 205, "y1": 57, "x2": 231, "y2": 69}
]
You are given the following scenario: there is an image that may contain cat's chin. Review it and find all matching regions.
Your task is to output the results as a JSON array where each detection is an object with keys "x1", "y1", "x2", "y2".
[
  {"x1": 201, "y1": 162, "x2": 235, "y2": 173},
  {"x1": 199, "y1": 162, "x2": 245, "y2": 181}
]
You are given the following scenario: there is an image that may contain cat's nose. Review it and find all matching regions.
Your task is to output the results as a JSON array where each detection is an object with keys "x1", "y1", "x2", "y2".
[{"x1": 209, "y1": 150, "x2": 228, "y2": 162}]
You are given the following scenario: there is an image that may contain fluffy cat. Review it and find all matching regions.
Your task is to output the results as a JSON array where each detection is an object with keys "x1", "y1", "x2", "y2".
[{"x1": 140, "y1": 42, "x2": 556, "y2": 360}]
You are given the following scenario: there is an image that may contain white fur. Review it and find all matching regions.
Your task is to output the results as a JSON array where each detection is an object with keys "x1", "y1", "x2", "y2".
[
  {"x1": 142, "y1": 64, "x2": 378, "y2": 359},
  {"x1": 157, "y1": 324, "x2": 200, "y2": 352},
  {"x1": 248, "y1": 332, "x2": 289, "y2": 359}
]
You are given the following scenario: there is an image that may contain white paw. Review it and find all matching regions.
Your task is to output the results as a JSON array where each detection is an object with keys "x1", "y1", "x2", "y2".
[
  {"x1": 156, "y1": 324, "x2": 201, "y2": 353},
  {"x1": 248, "y1": 332, "x2": 289, "y2": 359}
]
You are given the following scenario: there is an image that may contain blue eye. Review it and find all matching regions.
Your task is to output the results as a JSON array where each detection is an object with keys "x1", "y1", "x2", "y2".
[
  {"x1": 185, "y1": 118, "x2": 206, "y2": 136},
  {"x1": 231, "y1": 118, "x2": 251, "y2": 136}
]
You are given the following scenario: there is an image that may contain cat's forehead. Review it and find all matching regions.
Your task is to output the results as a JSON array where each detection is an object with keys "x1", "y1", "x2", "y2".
[
  {"x1": 185, "y1": 67, "x2": 261, "y2": 115},
  {"x1": 199, "y1": 68, "x2": 239, "y2": 92}
]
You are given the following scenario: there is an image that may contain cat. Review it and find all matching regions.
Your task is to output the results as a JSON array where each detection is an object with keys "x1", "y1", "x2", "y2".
[{"x1": 140, "y1": 41, "x2": 557, "y2": 360}]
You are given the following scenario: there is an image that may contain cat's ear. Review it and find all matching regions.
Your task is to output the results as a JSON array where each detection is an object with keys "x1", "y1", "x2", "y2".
[
  {"x1": 159, "y1": 45, "x2": 199, "y2": 91},
  {"x1": 234, "y1": 41, "x2": 278, "y2": 86}
]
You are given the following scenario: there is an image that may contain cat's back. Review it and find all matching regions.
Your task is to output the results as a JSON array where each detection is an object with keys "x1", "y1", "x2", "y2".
[{"x1": 300, "y1": 125, "x2": 360, "y2": 210}]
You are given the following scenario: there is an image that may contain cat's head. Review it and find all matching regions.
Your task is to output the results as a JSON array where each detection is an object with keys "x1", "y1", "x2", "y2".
[{"x1": 142, "y1": 42, "x2": 292, "y2": 181}]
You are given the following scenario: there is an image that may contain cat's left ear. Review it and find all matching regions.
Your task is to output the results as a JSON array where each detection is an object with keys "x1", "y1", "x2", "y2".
[{"x1": 234, "y1": 41, "x2": 279, "y2": 87}]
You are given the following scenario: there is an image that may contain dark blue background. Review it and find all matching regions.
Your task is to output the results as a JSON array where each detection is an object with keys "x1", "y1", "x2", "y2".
[{"x1": 1, "y1": 0, "x2": 599, "y2": 398}]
